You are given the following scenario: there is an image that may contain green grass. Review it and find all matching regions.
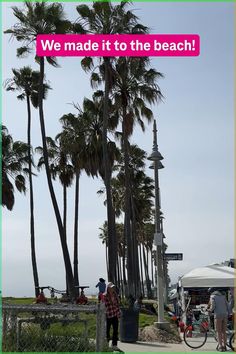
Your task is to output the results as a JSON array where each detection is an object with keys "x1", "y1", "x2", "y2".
[
  {"x1": 3, "y1": 297, "x2": 178, "y2": 351},
  {"x1": 139, "y1": 313, "x2": 156, "y2": 327},
  {"x1": 3, "y1": 297, "x2": 36, "y2": 304}
]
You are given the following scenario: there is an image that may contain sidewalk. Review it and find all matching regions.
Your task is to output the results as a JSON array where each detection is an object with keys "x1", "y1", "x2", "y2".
[
  {"x1": 118, "y1": 337, "x2": 222, "y2": 352},
  {"x1": 119, "y1": 340, "x2": 187, "y2": 352}
]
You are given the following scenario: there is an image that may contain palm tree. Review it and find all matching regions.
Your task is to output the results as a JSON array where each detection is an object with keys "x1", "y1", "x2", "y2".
[
  {"x1": 76, "y1": 1, "x2": 147, "y2": 284},
  {"x1": 2, "y1": 125, "x2": 29, "y2": 211},
  {"x1": 5, "y1": 66, "x2": 50, "y2": 297},
  {"x1": 137, "y1": 222, "x2": 155, "y2": 298},
  {"x1": 59, "y1": 113, "x2": 87, "y2": 293},
  {"x1": 100, "y1": 144, "x2": 155, "y2": 297},
  {"x1": 60, "y1": 94, "x2": 119, "y2": 290},
  {"x1": 111, "y1": 57, "x2": 163, "y2": 296},
  {"x1": 36, "y1": 136, "x2": 74, "y2": 293},
  {"x1": 5, "y1": 2, "x2": 76, "y2": 298},
  {"x1": 99, "y1": 221, "x2": 125, "y2": 297}
]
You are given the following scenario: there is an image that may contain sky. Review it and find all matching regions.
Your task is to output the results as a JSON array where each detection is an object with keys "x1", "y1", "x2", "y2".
[{"x1": 2, "y1": 2, "x2": 234, "y2": 297}]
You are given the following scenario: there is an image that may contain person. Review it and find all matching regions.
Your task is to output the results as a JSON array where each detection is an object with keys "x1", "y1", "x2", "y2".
[
  {"x1": 133, "y1": 295, "x2": 143, "y2": 311},
  {"x1": 104, "y1": 282, "x2": 121, "y2": 351},
  {"x1": 76, "y1": 288, "x2": 88, "y2": 305},
  {"x1": 96, "y1": 278, "x2": 106, "y2": 302},
  {"x1": 133, "y1": 295, "x2": 156, "y2": 315},
  {"x1": 208, "y1": 288, "x2": 229, "y2": 352}
]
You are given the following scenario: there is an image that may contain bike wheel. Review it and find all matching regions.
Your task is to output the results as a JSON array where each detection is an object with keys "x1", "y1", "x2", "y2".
[
  {"x1": 229, "y1": 332, "x2": 235, "y2": 351},
  {"x1": 184, "y1": 324, "x2": 208, "y2": 349}
]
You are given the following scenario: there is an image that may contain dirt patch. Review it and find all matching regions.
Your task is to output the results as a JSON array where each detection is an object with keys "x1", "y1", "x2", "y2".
[{"x1": 139, "y1": 324, "x2": 182, "y2": 343}]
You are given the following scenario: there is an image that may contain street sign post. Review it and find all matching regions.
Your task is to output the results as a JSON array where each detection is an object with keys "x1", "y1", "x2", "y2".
[{"x1": 165, "y1": 253, "x2": 183, "y2": 261}]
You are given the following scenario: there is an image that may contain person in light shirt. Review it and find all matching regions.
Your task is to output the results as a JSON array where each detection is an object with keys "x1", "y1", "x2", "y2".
[{"x1": 208, "y1": 288, "x2": 229, "y2": 352}]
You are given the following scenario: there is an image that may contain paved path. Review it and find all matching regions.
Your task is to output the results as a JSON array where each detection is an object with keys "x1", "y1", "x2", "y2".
[
  {"x1": 119, "y1": 340, "x2": 187, "y2": 352},
  {"x1": 118, "y1": 337, "x2": 232, "y2": 352}
]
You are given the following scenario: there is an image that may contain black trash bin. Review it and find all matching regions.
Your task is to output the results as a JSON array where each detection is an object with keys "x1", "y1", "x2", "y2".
[{"x1": 119, "y1": 308, "x2": 139, "y2": 343}]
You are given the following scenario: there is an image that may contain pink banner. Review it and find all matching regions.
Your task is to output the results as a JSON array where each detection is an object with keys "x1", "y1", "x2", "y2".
[{"x1": 36, "y1": 34, "x2": 200, "y2": 57}]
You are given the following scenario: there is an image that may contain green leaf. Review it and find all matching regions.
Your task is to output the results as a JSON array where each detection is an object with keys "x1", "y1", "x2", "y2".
[
  {"x1": 15, "y1": 175, "x2": 26, "y2": 193},
  {"x1": 17, "y1": 46, "x2": 31, "y2": 58},
  {"x1": 81, "y1": 57, "x2": 94, "y2": 72}
]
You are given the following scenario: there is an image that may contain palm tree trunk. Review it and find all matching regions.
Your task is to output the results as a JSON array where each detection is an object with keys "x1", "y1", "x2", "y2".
[
  {"x1": 26, "y1": 94, "x2": 39, "y2": 298},
  {"x1": 63, "y1": 183, "x2": 69, "y2": 294},
  {"x1": 151, "y1": 247, "x2": 154, "y2": 286},
  {"x1": 118, "y1": 256, "x2": 123, "y2": 298},
  {"x1": 73, "y1": 171, "x2": 80, "y2": 295},
  {"x1": 130, "y1": 196, "x2": 140, "y2": 297},
  {"x1": 139, "y1": 245, "x2": 145, "y2": 296},
  {"x1": 122, "y1": 108, "x2": 134, "y2": 297},
  {"x1": 102, "y1": 57, "x2": 117, "y2": 284},
  {"x1": 63, "y1": 183, "x2": 67, "y2": 238},
  {"x1": 122, "y1": 249, "x2": 127, "y2": 297},
  {"x1": 146, "y1": 247, "x2": 152, "y2": 298},
  {"x1": 38, "y1": 57, "x2": 75, "y2": 299},
  {"x1": 142, "y1": 244, "x2": 148, "y2": 296},
  {"x1": 142, "y1": 245, "x2": 152, "y2": 298},
  {"x1": 117, "y1": 254, "x2": 120, "y2": 293},
  {"x1": 105, "y1": 242, "x2": 108, "y2": 276}
]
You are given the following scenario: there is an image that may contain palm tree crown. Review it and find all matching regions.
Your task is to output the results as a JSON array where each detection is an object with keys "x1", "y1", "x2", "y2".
[
  {"x1": 2, "y1": 125, "x2": 29, "y2": 210},
  {"x1": 5, "y1": 66, "x2": 50, "y2": 107},
  {"x1": 5, "y1": 2, "x2": 72, "y2": 64}
]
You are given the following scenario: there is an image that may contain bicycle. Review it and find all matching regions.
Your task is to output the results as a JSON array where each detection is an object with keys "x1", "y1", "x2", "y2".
[{"x1": 183, "y1": 308, "x2": 233, "y2": 350}]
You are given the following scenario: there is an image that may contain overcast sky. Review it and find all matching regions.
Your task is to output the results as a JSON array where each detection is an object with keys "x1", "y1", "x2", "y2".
[{"x1": 2, "y1": 2, "x2": 234, "y2": 297}]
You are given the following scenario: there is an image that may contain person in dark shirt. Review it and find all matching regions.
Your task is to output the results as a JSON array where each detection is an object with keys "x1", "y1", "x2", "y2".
[
  {"x1": 96, "y1": 278, "x2": 106, "y2": 301},
  {"x1": 104, "y1": 282, "x2": 121, "y2": 351}
]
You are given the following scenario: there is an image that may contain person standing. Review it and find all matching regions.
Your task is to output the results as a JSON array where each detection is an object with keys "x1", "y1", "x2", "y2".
[
  {"x1": 208, "y1": 288, "x2": 229, "y2": 352},
  {"x1": 104, "y1": 282, "x2": 121, "y2": 351},
  {"x1": 96, "y1": 278, "x2": 106, "y2": 302}
]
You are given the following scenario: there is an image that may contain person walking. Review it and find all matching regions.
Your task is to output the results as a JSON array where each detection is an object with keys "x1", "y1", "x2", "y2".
[
  {"x1": 208, "y1": 288, "x2": 229, "y2": 352},
  {"x1": 104, "y1": 282, "x2": 121, "y2": 351}
]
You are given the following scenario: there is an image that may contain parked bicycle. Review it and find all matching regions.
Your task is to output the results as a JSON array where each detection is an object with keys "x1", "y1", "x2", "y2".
[{"x1": 183, "y1": 308, "x2": 234, "y2": 350}]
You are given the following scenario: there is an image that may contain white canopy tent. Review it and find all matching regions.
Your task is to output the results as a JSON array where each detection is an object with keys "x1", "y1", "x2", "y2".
[
  {"x1": 178, "y1": 264, "x2": 235, "y2": 320},
  {"x1": 179, "y1": 264, "x2": 235, "y2": 288}
]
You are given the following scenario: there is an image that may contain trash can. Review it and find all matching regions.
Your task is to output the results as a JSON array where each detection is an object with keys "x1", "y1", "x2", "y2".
[{"x1": 119, "y1": 308, "x2": 139, "y2": 343}]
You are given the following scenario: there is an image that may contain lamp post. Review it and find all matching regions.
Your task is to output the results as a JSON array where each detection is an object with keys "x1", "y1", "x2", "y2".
[{"x1": 148, "y1": 119, "x2": 168, "y2": 329}]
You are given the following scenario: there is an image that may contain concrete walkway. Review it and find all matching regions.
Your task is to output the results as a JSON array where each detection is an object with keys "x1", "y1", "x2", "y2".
[
  {"x1": 118, "y1": 337, "x2": 231, "y2": 352},
  {"x1": 119, "y1": 340, "x2": 187, "y2": 352}
]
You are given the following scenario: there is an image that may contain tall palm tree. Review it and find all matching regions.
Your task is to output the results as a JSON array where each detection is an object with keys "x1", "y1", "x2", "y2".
[
  {"x1": 137, "y1": 222, "x2": 155, "y2": 298},
  {"x1": 36, "y1": 136, "x2": 74, "y2": 293},
  {"x1": 60, "y1": 94, "x2": 119, "y2": 290},
  {"x1": 100, "y1": 144, "x2": 155, "y2": 297},
  {"x1": 58, "y1": 111, "x2": 86, "y2": 292},
  {"x1": 5, "y1": 2, "x2": 76, "y2": 298},
  {"x1": 99, "y1": 221, "x2": 125, "y2": 297},
  {"x1": 76, "y1": 1, "x2": 146, "y2": 284},
  {"x1": 5, "y1": 66, "x2": 50, "y2": 297},
  {"x1": 112, "y1": 57, "x2": 163, "y2": 296},
  {"x1": 2, "y1": 125, "x2": 29, "y2": 211},
  {"x1": 59, "y1": 113, "x2": 87, "y2": 293}
]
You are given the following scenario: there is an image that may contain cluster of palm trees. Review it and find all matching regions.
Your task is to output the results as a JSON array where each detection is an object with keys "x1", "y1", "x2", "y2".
[{"x1": 3, "y1": 1, "x2": 165, "y2": 300}]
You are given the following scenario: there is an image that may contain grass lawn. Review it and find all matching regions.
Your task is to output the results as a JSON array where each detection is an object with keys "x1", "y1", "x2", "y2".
[
  {"x1": 3, "y1": 297, "x2": 36, "y2": 305},
  {"x1": 3, "y1": 297, "x2": 175, "y2": 351},
  {"x1": 3, "y1": 297, "x2": 157, "y2": 332}
]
